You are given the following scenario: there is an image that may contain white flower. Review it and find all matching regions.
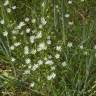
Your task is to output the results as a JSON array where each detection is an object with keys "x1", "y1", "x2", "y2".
[
  {"x1": 68, "y1": 21, "x2": 74, "y2": 25},
  {"x1": 0, "y1": 19, "x2": 5, "y2": 24},
  {"x1": 36, "y1": 31, "x2": 42, "y2": 39},
  {"x1": 12, "y1": 36, "x2": 16, "y2": 40},
  {"x1": 45, "y1": 60, "x2": 54, "y2": 65},
  {"x1": 30, "y1": 82, "x2": 35, "y2": 87},
  {"x1": 31, "y1": 49, "x2": 36, "y2": 54},
  {"x1": 39, "y1": 24, "x2": 43, "y2": 29},
  {"x1": 25, "y1": 58, "x2": 31, "y2": 64},
  {"x1": 65, "y1": 13, "x2": 70, "y2": 18},
  {"x1": 25, "y1": 17, "x2": 29, "y2": 22},
  {"x1": 48, "y1": 55, "x2": 52, "y2": 59},
  {"x1": 67, "y1": 42, "x2": 73, "y2": 48},
  {"x1": 81, "y1": 0, "x2": 85, "y2": 2},
  {"x1": 62, "y1": 61, "x2": 67, "y2": 67},
  {"x1": 11, "y1": 57, "x2": 16, "y2": 62},
  {"x1": 32, "y1": 19, "x2": 36, "y2": 23},
  {"x1": 47, "y1": 40, "x2": 51, "y2": 45},
  {"x1": 30, "y1": 36, "x2": 35, "y2": 43},
  {"x1": 3, "y1": 31, "x2": 8, "y2": 36},
  {"x1": 24, "y1": 46, "x2": 29, "y2": 55},
  {"x1": 4, "y1": 0, "x2": 9, "y2": 6},
  {"x1": 80, "y1": 45, "x2": 83, "y2": 49},
  {"x1": 42, "y1": 2, "x2": 45, "y2": 7},
  {"x1": 41, "y1": 17, "x2": 47, "y2": 25},
  {"x1": 68, "y1": 1, "x2": 72, "y2": 4},
  {"x1": 12, "y1": 30, "x2": 17, "y2": 34},
  {"x1": 55, "y1": 54, "x2": 60, "y2": 59},
  {"x1": 47, "y1": 73, "x2": 56, "y2": 80},
  {"x1": 24, "y1": 70, "x2": 30, "y2": 74},
  {"x1": 12, "y1": 6, "x2": 16, "y2": 10},
  {"x1": 10, "y1": 45, "x2": 15, "y2": 50},
  {"x1": 26, "y1": 28, "x2": 31, "y2": 33},
  {"x1": 56, "y1": 5, "x2": 58, "y2": 9},
  {"x1": 37, "y1": 42, "x2": 47, "y2": 51},
  {"x1": 94, "y1": 45, "x2": 96, "y2": 49},
  {"x1": 28, "y1": 65, "x2": 32, "y2": 69},
  {"x1": 17, "y1": 22, "x2": 25, "y2": 29},
  {"x1": 44, "y1": 57, "x2": 48, "y2": 61},
  {"x1": 51, "y1": 66, "x2": 55, "y2": 70},
  {"x1": 7, "y1": 8, "x2": 11, "y2": 13},
  {"x1": 32, "y1": 64, "x2": 39, "y2": 71},
  {"x1": 56, "y1": 46, "x2": 61, "y2": 51},
  {"x1": 38, "y1": 60, "x2": 43, "y2": 65},
  {"x1": 14, "y1": 42, "x2": 21, "y2": 47}
]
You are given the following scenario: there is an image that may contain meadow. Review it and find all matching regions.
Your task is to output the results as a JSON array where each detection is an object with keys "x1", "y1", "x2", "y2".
[{"x1": 0, "y1": 0, "x2": 96, "y2": 96}]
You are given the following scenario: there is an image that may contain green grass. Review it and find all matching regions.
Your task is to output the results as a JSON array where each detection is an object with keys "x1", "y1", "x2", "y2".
[{"x1": 0, "y1": 0, "x2": 96, "y2": 96}]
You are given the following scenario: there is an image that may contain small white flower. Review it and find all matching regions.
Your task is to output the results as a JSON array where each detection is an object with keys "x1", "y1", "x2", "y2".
[
  {"x1": 45, "y1": 60, "x2": 54, "y2": 65},
  {"x1": 24, "y1": 70, "x2": 30, "y2": 74},
  {"x1": 38, "y1": 60, "x2": 43, "y2": 65},
  {"x1": 39, "y1": 24, "x2": 43, "y2": 29},
  {"x1": 12, "y1": 30, "x2": 17, "y2": 34},
  {"x1": 30, "y1": 82, "x2": 35, "y2": 87},
  {"x1": 65, "y1": 13, "x2": 70, "y2": 18},
  {"x1": 11, "y1": 57, "x2": 16, "y2": 62},
  {"x1": 14, "y1": 42, "x2": 21, "y2": 47},
  {"x1": 44, "y1": 57, "x2": 48, "y2": 61},
  {"x1": 0, "y1": 19, "x2": 5, "y2": 24},
  {"x1": 32, "y1": 64, "x2": 39, "y2": 71},
  {"x1": 62, "y1": 61, "x2": 67, "y2": 67},
  {"x1": 25, "y1": 58, "x2": 31, "y2": 64},
  {"x1": 94, "y1": 45, "x2": 96, "y2": 49},
  {"x1": 3, "y1": 31, "x2": 8, "y2": 36},
  {"x1": 31, "y1": 49, "x2": 36, "y2": 54},
  {"x1": 68, "y1": 21, "x2": 74, "y2": 25},
  {"x1": 56, "y1": 5, "x2": 58, "y2": 9},
  {"x1": 47, "y1": 73, "x2": 56, "y2": 80},
  {"x1": 26, "y1": 28, "x2": 31, "y2": 33},
  {"x1": 10, "y1": 45, "x2": 15, "y2": 50},
  {"x1": 68, "y1": 1, "x2": 72, "y2": 4},
  {"x1": 42, "y1": 2, "x2": 45, "y2": 7},
  {"x1": 30, "y1": 36, "x2": 35, "y2": 43},
  {"x1": 12, "y1": 36, "x2": 16, "y2": 40},
  {"x1": 7, "y1": 8, "x2": 11, "y2": 13},
  {"x1": 4, "y1": 0, "x2": 9, "y2": 6},
  {"x1": 17, "y1": 22, "x2": 25, "y2": 29},
  {"x1": 28, "y1": 65, "x2": 32, "y2": 69},
  {"x1": 37, "y1": 42, "x2": 47, "y2": 51},
  {"x1": 12, "y1": 6, "x2": 16, "y2": 10},
  {"x1": 32, "y1": 19, "x2": 36, "y2": 23},
  {"x1": 25, "y1": 17, "x2": 29, "y2": 22},
  {"x1": 80, "y1": 45, "x2": 83, "y2": 49},
  {"x1": 48, "y1": 55, "x2": 52, "y2": 59},
  {"x1": 41, "y1": 17, "x2": 47, "y2": 25},
  {"x1": 55, "y1": 54, "x2": 60, "y2": 59},
  {"x1": 81, "y1": 0, "x2": 85, "y2": 2},
  {"x1": 47, "y1": 40, "x2": 51, "y2": 45},
  {"x1": 24, "y1": 46, "x2": 29, "y2": 55},
  {"x1": 56, "y1": 46, "x2": 61, "y2": 51},
  {"x1": 51, "y1": 66, "x2": 55, "y2": 70},
  {"x1": 67, "y1": 42, "x2": 73, "y2": 48},
  {"x1": 36, "y1": 31, "x2": 42, "y2": 39}
]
